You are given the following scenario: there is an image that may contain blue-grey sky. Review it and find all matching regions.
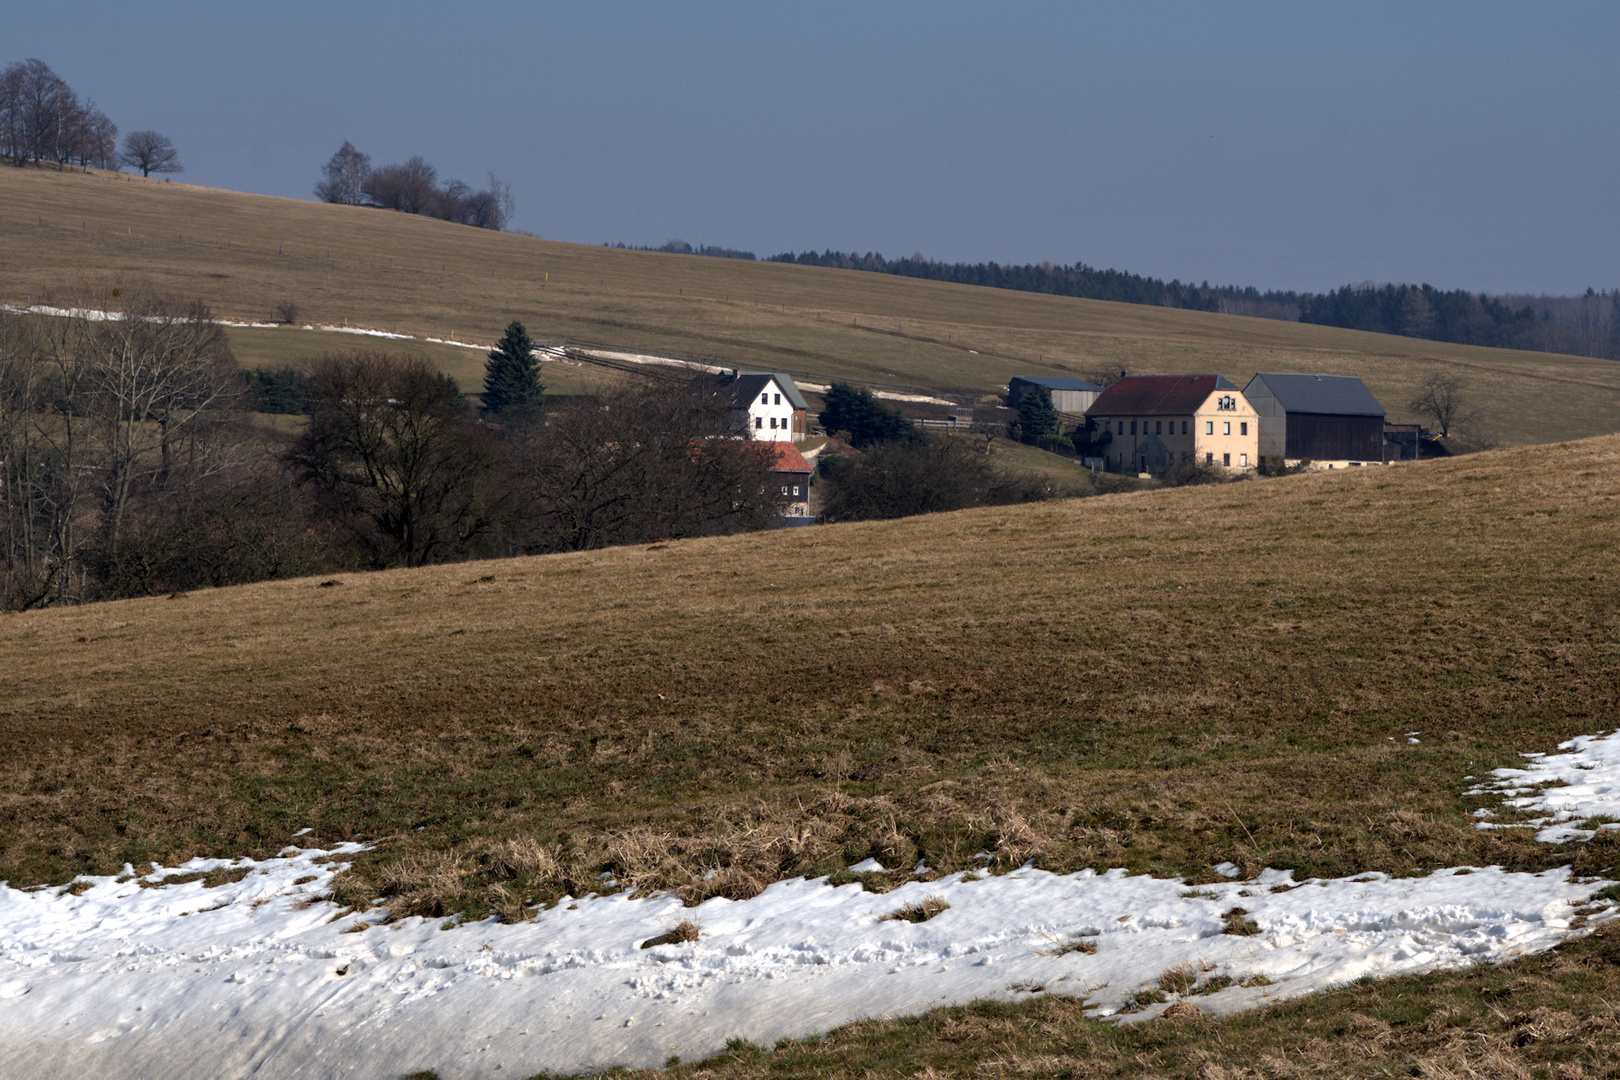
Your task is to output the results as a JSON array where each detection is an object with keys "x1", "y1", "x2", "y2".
[{"x1": 11, "y1": 2, "x2": 1618, "y2": 295}]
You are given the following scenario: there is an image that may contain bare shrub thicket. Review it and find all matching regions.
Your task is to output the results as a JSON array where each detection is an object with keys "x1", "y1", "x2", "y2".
[{"x1": 817, "y1": 435, "x2": 1055, "y2": 523}]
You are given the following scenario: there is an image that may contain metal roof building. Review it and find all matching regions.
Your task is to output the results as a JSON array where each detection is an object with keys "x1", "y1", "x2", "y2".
[{"x1": 1243, "y1": 373, "x2": 1388, "y2": 465}]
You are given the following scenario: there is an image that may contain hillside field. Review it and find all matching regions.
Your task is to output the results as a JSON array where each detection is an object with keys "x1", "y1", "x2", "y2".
[
  {"x1": 4, "y1": 165, "x2": 1620, "y2": 447},
  {"x1": 2, "y1": 431, "x2": 1619, "y2": 1075}
]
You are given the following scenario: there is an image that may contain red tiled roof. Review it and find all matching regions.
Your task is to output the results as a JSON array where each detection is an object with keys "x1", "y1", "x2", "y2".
[
  {"x1": 769, "y1": 442, "x2": 813, "y2": 474},
  {"x1": 1085, "y1": 375, "x2": 1237, "y2": 416}
]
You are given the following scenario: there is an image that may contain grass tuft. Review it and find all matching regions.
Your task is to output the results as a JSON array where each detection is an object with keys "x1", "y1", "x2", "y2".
[
  {"x1": 1222, "y1": 907, "x2": 1262, "y2": 936},
  {"x1": 881, "y1": 895, "x2": 950, "y2": 924},
  {"x1": 640, "y1": 919, "x2": 700, "y2": 949}
]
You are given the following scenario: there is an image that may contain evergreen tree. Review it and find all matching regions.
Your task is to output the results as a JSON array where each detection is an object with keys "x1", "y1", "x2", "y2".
[
  {"x1": 481, "y1": 321, "x2": 544, "y2": 415},
  {"x1": 1016, "y1": 385, "x2": 1059, "y2": 444},
  {"x1": 817, "y1": 382, "x2": 915, "y2": 448}
]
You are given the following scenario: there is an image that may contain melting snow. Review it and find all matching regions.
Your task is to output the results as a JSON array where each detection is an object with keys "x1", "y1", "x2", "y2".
[
  {"x1": 1471, "y1": 728, "x2": 1620, "y2": 841},
  {"x1": 4, "y1": 730, "x2": 1620, "y2": 1077}
]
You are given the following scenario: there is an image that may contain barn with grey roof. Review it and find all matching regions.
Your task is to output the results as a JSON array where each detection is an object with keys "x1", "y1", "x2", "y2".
[{"x1": 1243, "y1": 373, "x2": 1387, "y2": 467}]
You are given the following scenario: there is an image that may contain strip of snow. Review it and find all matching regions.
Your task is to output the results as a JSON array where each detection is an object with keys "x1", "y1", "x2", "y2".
[
  {"x1": 0, "y1": 842, "x2": 1612, "y2": 1080},
  {"x1": 1470, "y1": 728, "x2": 1620, "y2": 842}
]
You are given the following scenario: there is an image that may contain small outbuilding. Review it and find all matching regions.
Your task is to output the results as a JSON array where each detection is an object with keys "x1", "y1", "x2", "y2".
[
  {"x1": 1007, "y1": 377, "x2": 1103, "y2": 415},
  {"x1": 1243, "y1": 373, "x2": 1387, "y2": 468}
]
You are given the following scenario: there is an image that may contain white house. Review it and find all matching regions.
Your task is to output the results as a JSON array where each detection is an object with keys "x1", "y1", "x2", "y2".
[{"x1": 718, "y1": 371, "x2": 809, "y2": 443}]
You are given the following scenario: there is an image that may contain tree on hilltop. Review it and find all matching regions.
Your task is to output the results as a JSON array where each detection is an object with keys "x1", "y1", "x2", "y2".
[
  {"x1": 314, "y1": 141, "x2": 371, "y2": 205},
  {"x1": 481, "y1": 320, "x2": 544, "y2": 417},
  {"x1": 119, "y1": 130, "x2": 181, "y2": 177}
]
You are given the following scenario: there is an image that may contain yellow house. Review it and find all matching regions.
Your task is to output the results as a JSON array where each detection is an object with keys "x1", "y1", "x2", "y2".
[{"x1": 1083, "y1": 375, "x2": 1260, "y2": 474}]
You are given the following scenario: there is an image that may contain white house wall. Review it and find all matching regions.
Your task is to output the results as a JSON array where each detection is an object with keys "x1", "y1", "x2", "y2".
[{"x1": 746, "y1": 378, "x2": 800, "y2": 442}]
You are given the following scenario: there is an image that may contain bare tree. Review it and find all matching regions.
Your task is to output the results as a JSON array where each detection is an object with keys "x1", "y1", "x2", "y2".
[
  {"x1": 0, "y1": 59, "x2": 74, "y2": 166},
  {"x1": 0, "y1": 312, "x2": 90, "y2": 607},
  {"x1": 1407, "y1": 372, "x2": 1479, "y2": 440},
  {"x1": 74, "y1": 292, "x2": 242, "y2": 542},
  {"x1": 119, "y1": 129, "x2": 182, "y2": 177},
  {"x1": 364, "y1": 155, "x2": 438, "y2": 214},
  {"x1": 516, "y1": 382, "x2": 784, "y2": 551},
  {"x1": 287, "y1": 351, "x2": 506, "y2": 567},
  {"x1": 314, "y1": 140, "x2": 370, "y2": 205}
]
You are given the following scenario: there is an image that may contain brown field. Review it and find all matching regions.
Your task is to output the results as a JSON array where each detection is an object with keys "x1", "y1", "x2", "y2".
[
  {"x1": 4, "y1": 164, "x2": 1620, "y2": 1077},
  {"x1": 4, "y1": 165, "x2": 1620, "y2": 445},
  {"x1": 3, "y1": 436, "x2": 1618, "y2": 1075}
]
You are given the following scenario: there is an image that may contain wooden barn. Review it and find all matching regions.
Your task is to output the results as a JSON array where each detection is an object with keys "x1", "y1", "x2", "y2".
[{"x1": 1243, "y1": 373, "x2": 1387, "y2": 467}]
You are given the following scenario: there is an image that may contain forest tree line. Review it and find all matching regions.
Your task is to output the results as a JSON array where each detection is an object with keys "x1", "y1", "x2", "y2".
[
  {"x1": 759, "y1": 249, "x2": 1620, "y2": 363},
  {"x1": 0, "y1": 296, "x2": 786, "y2": 610}
]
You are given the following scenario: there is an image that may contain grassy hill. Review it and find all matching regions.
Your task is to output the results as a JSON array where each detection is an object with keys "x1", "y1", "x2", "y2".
[
  {"x1": 5, "y1": 165, "x2": 1620, "y2": 445},
  {"x1": 2, "y1": 434, "x2": 1618, "y2": 1075}
]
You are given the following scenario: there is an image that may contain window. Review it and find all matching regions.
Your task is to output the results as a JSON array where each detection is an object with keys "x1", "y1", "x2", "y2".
[
  {"x1": 1155, "y1": 421, "x2": 1162, "y2": 435},
  {"x1": 1182, "y1": 421, "x2": 1189, "y2": 434},
  {"x1": 1223, "y1": 421, "x2": 1231, "y2": 435},
  {"x1": 1130, "y1": 420, "x2": 1136, "y2": 435},
  {"x1": 1223, "y1": 452, "x2": 1231, "y2": 466},
  {"x1": 1104, "y1": 420, "x2": 1111, "y2": 433},
  {"x1": 1240, "y1": 422, "x2": 1248, "y2": 436},
  {"x1": 780, "y1": 485, "x2": 789, "y2": 495},
  {"x1": 755, "y1": 418, "x2": 763, "y2": 429},
  {"x1": 761, "y1": 394, "x2": 769, "y2": 405},
  {"x1": 1240, "y1": 453, "x2": 1248, "y2": 467},
  {"x1": 774, "y1": 394, "x2": 781, "y2": 405},
  {"x1": 792, "y1": 485, "x2": 800, "y2": 496},
  {"x1": 1205, "y1": 421, "x2": 1213, "y2": 435},
  {"x1": 1206, "y1": 453, "x2": 1213, "y2": 464}
]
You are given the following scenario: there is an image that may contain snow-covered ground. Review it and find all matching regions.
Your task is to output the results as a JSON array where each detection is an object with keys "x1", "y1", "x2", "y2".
[
  {"x1": 3, "y1": 730, "x2": 1618, "y2": 1080},
  {"x1": 1471, "y1": 727, "x2": 1620, "y2": 842}
]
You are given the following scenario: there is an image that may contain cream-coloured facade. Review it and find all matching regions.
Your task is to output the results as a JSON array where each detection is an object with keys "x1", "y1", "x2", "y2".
[{"x1": 1085, "y1": 376, "x2": 1260, "y2": 474}]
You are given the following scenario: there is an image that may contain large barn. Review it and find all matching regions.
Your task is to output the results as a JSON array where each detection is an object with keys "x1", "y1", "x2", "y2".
[
  {"x1": 1007, "y1": 376, "x2": 1104, "y2": 415},
  {"x1": 1243, "y1": 373, "x2": 1387, "y2": 467}
]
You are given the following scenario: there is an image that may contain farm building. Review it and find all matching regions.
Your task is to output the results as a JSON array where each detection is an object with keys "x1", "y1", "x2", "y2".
[
  {"x1": 713, "y1": 371, "x2": 809, "y2": 442},
  {"x1": 1084, "y1": 375, "x2": 1259, "y2": 474},
  {"x1": 1007, "y1": 377, "x2": 1103, "y2": 414},
  {"x1": 1242, "y1": 373, "x2": 1387, "y2": 468},
  {"x1": 768, "y1": 442, "x2": 814, "y2": 519}
]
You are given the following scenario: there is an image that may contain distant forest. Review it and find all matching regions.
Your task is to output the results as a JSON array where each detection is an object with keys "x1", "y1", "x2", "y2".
[
  {"x1": 749, "y1": 249, "x2": 1620, "y2": 363},
  {"x1": 605, "y1": 239, "x2": 758, "y2": 260}
]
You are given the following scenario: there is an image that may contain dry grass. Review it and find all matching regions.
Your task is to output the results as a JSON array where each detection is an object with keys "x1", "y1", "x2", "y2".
[
  {"x1": 4, "y1": 166, "x2": 1620, "y2": 444},
  {"x1": 881, "y1": 895, "x2": 950, "y2": 924},
  {"x1": 1158, "y1": 962, "x2": 1199, "y2": 995},
  {"x1": 2, "y1": 435, "x2": 1619, "y2": 919},
  {"x1": 640, "y1": 919, "x2": 701, "y2": 949}
]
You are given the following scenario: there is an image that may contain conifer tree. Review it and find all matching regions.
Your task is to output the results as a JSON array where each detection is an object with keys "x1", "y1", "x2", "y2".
[
  {"x1": 1016, "y1": 384, "x2": 1059, "y2": 444},
  {"x1": 481, "y1": 320, "x2": 544, "y2": 415}
]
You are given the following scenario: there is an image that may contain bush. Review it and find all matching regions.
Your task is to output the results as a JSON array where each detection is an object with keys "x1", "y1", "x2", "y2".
[
  {"x1": 818, "y1": 436, "x2": 1052, "y2": 523},
  {"x1": 1163, "y1": 454, "x2": 1228, "y2": 487}
]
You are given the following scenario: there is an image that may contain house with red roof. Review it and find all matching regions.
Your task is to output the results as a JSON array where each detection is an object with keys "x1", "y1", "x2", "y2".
[
  {"x1": 1084, "y1": 375, "x2": 1260, "y2": 474},
  {"x1": 768, "y1": 442, "x2": 814, "y2": 519}
]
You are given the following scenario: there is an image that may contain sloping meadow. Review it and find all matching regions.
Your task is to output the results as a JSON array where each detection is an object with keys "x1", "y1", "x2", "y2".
[{"x1": 2, "y1": 436, "x2": 1616, "y2": 922}]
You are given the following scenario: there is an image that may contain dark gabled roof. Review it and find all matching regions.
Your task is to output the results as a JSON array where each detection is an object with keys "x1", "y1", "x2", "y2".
[
  {"x1": 1084, "y1": 374, "x2": 1239, "y2": 416},
  {"x1": 1009, "y1": 376, "x2": 1104, "y2": 392},
  {"x1": 736, "y1": 371, "x2": 809, "y2": 411},
  {"x1": 1245, "y1": 373, "x2": 1386, "y2": 418}
]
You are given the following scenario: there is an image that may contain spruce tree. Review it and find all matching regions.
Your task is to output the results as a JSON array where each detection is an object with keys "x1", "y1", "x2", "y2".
[
  {"x1": 482, "y1": 320, "x2": 544, "y2": 415},
  {"x1": 1016, "y1": 384, "x2": 1059, "y2": 444}
]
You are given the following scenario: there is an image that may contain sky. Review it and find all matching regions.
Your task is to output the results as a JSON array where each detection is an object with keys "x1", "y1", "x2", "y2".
[{"x1": 9, "y1": 2, "x2": 1619, "y2": 295}]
